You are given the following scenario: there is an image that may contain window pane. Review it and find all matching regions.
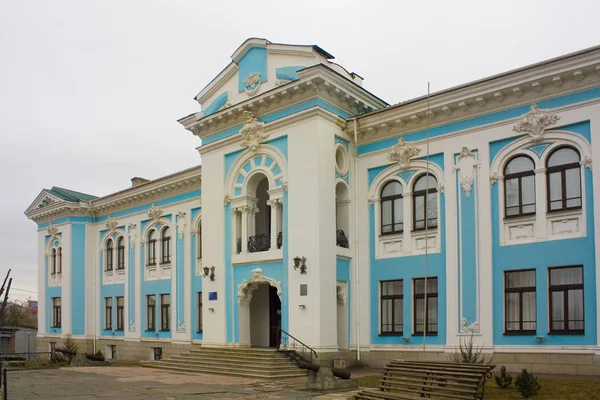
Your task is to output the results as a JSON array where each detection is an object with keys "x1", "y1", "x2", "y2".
[
  {"x1": 382, "y1": 280, "x2": 402, "y2": 296},
  {"x1": 148, "y1": 295, "x2": 155, "y2": 306},
  {"x1": 551, "y1": 291, "x2": 565, "y2": 331},
  {"x1": 428, "y1": 297, "x2": 438, "y2": 332},
  {"x1": 415, "y1": 278, "x2": 436, "y2": 295},
  {"x1": 568, "y1": 289, "x2": 584, "y2": 330},
  {"x1": 382, "y1": 181, "x2": 402, "y2": 197},
  {"x1": 382, "y1": 299, "x2": 391, "y2": 332},
  {"x1": 414, "y1": 175, "x2": 437, "y2": 192},
  {"x1": 550, "y1": 267, "x2": 583, "y2": 285},
  {"x1": 548, "y1": 148, "x2": 580, "y2": 167},
  {"x1": 162, "y1": 227, "x2": 170, "y2": 238},
  {"x1": 506, "y1": 270, "x2": 535, "y2": 288},
  {"x1": 522, "y1": 291, "x2": 536, "y2": 330},
  {"x1": 521, "y1": 175, "x2": 535, "y2": 205},
  {"x1": 393, "y1": 299, "x2": 403, "y2": 332},
  {"x1": 565, "y1": 168, "x2": 581, "y2": 200},
  {"x1": 505, "y1": 178, "x2": 519, "y2": 207},
  {"x1": 415, "y1": 298, "x2": 424, "y2": 332},
  {"x1": 506, "y1": 293, "x2": 520, "y2": 329},
  {"x1": 117, "y1": 297, "x2": 124, "y2": 307},
  {"x1": 427, "y1": 193, "x2": 438, "y2": 227},
  {"x1": 549, "y1": 172, "x2": 562, "y2": 202},
  {"x1": 381, "y1": 200, "x2": 392, "y2": 229},
  {"x1": 414, "y1": 195, "x2": 425, "y2": 229},
  {"x1": 162, "y1": 294, "x2": 170, "y2": 305},
  {"x1": 505, "y1": 156, "x2": 534, "y2": 175},
  {"x1": 105, "y1": 298, "x2": 112, "y2": 307},
  {"x1": 393, "y1": 198, "x2": 403, "y2": 224}
]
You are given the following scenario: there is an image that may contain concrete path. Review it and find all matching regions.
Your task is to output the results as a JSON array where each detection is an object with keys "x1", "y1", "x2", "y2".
[{"x1": 5, "y1": 367, "x2": 361, "y2": 400}]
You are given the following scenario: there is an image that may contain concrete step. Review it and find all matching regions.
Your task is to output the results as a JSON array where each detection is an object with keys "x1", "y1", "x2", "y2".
[
  {"x1": 161, "y1": 357, "x2": 301, "y2": 371},
  {"x1": 169, "y1": 354, "x2": 295, "y2": 366},
  {"x1": 186, "y1": 347, "x2": 281, "y2": 356},
  {"x1": 173, "y1": 352, "x2": 291, "y2": 362},
  {"x1": 141, "y1": 361, "x2": 307, "y2": 378}
]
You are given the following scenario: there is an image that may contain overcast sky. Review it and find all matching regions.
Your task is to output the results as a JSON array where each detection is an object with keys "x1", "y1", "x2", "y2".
[{"x1": 1, "y1": 0, "x2": 599, "y2": 302}]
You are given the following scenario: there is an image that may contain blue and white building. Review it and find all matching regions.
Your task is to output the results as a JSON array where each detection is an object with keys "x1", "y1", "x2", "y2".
[{"x1": 26, "y1": 39, "x2": 600, "y2": 374}]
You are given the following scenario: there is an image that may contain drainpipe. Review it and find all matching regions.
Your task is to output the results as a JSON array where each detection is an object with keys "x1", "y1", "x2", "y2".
[
  {"x1": 86, "y1": 201, "x2": 97, "y2": 354},
  {"x1": 353, "y1": 118, "x2": 361, "y2": 362}
]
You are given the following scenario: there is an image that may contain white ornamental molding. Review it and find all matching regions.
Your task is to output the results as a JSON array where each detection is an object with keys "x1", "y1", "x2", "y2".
[
  {"x1": 454, "y1": 147, "x2": 479, "y2": 197},
  {"x1": 238, "y1": 268, "x2": 282, "y2": 305},
  {"x1": 266, "y1": 198, "x2": 283, "y2": 208},
  {"x1": 105, "y1": 216, "x2": 119, "y2": 234},
  {"x1": 281, "y1": 180, "x2": 288, "y2": 191},
  {"x1": 223, "y1": 193, "x2": 231, "y2": 208},
  {"x1": 47, "y1": 224, "x2": 59, "y2": 239},
  {"x1": 437, "y1": 183, "x2": 445, "y2": 194},
  {"x1": 129, "y1": 321, "x2": 136, "y2": 332},
  {"x1": 239, "y1": 111, "x2": 268, "y2": 153},
  {"x1": 177, "y1": 320, "x2": 186, "y2": 333},
  {"x1": 367, "y1": 195, "x2": 376, "y2": 209},
  {"x1": 460, "y1": 317, "x2": 480, "y2": 333},
  {"x1": 387, "y1": 138, "x2": 421, "y2": 171},
  {"x1": 512, "y1": 104, "x2": 560, "y2": 142},
  {"x1": 336, "y1": 285, "x2": 345, "y2": 306},
  {"x1": 147, "y1": 204, "x2": 164, "y2": 222},
  {"x1": 581, "y1": 156, "x2": 592, "y2": 171},
  {"x1": 128, "y1": 223, "x2": 137, "y2": 249},
  {"x1": 243, "y1": 72, "x2": 262, "y2": 96},
  {"x1": 177, "y1": 211, "x2": 186, "y2": 241},
  {"x1": 489, "y1": 173, "x2": 503, "y2": 188}
]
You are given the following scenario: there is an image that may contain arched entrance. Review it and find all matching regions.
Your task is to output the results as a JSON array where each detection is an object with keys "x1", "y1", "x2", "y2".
[{"x1": 238, "y1": 269, "x2": 282, "y2": 348}]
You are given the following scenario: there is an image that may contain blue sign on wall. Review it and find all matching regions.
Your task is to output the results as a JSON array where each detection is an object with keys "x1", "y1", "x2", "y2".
[{"x1": 209, "y1": 292, "x2": 217, "y2": 301}]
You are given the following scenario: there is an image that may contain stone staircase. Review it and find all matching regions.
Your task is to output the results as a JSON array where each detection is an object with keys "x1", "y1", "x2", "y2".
[{"x1": 141, "y1": 346, "x2": 307, "y2": 379}]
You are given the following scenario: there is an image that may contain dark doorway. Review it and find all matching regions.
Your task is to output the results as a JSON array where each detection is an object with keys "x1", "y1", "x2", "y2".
[{"x1": 269, "y1": 285, "x2": 282, "y2": 347}]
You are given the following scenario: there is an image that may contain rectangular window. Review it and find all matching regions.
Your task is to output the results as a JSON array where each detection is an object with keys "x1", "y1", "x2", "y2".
[
  {"x1": 52, "y1": 297, "x2": 61, "y2": 328},
  {"x1": 105, "y1": 297, "x2": 112, "y2": 330},
  {"x1": 116, "y1": 296, "x2": 124, "y2": 330},
  {"x1": 146, "y1": 295, "x2": 156, "y2": 331},
  {"x1": 504, "y1": 270, "x2": 536, "y2": 334},
  {"x1": 160, "y1": 294, "x2": 170, "y2": 331},
  {"x1": 197, "y1": 292, "x2": 203, "y2": 333},
  {"x1": 380, "y1": 280, "x2": 403, "y2": 335},
  {"x1": 413, "y1": 277, "x2": 438, "y2": 335},
  {"x1": 549, "y1": 266, "x2": 584, "y2": 334}
]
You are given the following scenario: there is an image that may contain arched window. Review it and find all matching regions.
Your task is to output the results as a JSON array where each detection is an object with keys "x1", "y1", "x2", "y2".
[
  {"x1": 57, "y1": 247, "x2": 62, "y2": 274},
  {"x1": 51, "y1": 248, "x2": 57, "y2": 274},
  {"x1": 504, "y1": 155, "x2": 536, "y2": 217},
  {"x1": 413, "y1": 174, "x2": 438, "y2": 230},
  {"x1": 147, "y1": 230, "x2": 156, "y2": 266},
  {"x1": 380, "y1": 181, "x2": 403, "y2": 234},
  {"x1": 547, "y1": 146, "x2": 582, "y2": 211},
  {"x1": 106, "y1": 239, "x2": 114, "y2": 271},
  {"x1": 197, "y1": 221, "x2": 202, "y2": 260},
  {"x1": 117, "y1": 237, "x2": 125, "y2": 270},
  {"x1": 161, "y1": 227, "x2": 171, "y2": 264}
]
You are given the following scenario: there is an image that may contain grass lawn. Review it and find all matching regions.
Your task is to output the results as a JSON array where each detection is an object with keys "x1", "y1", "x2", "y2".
[{"x1": 355, "y1": 375, "x2": 600, "y2": 399}]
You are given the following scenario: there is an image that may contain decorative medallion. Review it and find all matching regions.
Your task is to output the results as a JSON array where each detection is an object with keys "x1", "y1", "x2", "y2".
[
  {"x1": 460, "y1": 316, "x2": 480, "y2": 333},
  {"x1": 105, "y1": 216, "x2": 119, "y2": 233},
  {"x1": 387, "y1": 138, "x2": 421, "y2": 171},
  {"x1": 147, "y1": 204, "x2": 163, "y2": 222},
  {"x1": 239, "y1": 111, "x2": 268, "y2": 153},
  {"x1": 223, "y1": 193, "x2": 231, "y2": 208},
  {"x1": 243, "y1": 72, "x2": 262, "y2": 95},
  {"x1": 454, "y1": 147, "x2": 479, "y2": 197},
  {"x1": 238, "y1": 268, "x2": 282, "y2": 305},
  {"x1": 38, "y1": 196, "x2": 55, "y2": 208},
  {"x1": 177, "y1": 212, "x2": 186, "y2": 241},
  {"x1": 47, "y1": 224, "x2": 58, "y2": 238},
  {"x1": 128, "y1": 223, "x2": 137, "y2": 249},
  {"x1": 581, "y1": 156, "x2": 593, "y2": 171},
  {"x1": 512, "y1": 104, "x2": 560, "y2": 142}
]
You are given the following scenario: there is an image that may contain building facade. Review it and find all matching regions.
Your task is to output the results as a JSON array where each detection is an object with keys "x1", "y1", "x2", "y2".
[{"x1": 26, "y1": 39, "x2": 600, "y2": 374}]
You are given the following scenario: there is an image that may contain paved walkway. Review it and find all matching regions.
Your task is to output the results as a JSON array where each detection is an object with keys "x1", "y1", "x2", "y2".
[{"x1": 5, "y1": 367, "x2": 362, "y2": 399}]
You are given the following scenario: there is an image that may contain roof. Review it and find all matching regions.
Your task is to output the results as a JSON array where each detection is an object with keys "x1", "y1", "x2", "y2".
[{"x1": 46, "y1": 187, "x2": 98, "y2": 202}]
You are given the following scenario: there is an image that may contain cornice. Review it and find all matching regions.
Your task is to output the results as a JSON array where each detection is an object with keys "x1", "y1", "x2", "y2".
[
  {"x1": 180, "y1": 65, "x2": 388, "y2": 142},
  {"x1": 355, "y1": 54, "x2": 600, "y2": 146},
  {"x1": 195, "y1": 63, "x2": 238, "y2": 104},
  {"x1": 27, "y1": 202, "x2": 91, "y2": 225}
]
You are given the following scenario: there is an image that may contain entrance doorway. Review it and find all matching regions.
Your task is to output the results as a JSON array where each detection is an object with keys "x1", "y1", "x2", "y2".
[{"x1": 248, "y1": 283, "x2": 281, "y2": 348}]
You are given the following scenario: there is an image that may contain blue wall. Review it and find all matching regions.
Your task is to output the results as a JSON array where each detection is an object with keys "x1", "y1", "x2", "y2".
[
  {"x1": 238, "y1": 47, "x2": 267, "y2": 92},
  {"x1": 336, "y1": 257, "x2": 351, "y2": 345},
  {"x1": 71, "y1": 224, "x2": 86, "y2": 335}
]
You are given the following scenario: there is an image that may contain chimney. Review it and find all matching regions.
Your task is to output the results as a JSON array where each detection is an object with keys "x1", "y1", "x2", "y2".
[{"x1": 131, "y1": 177, "x2": 150, "y2": 187}]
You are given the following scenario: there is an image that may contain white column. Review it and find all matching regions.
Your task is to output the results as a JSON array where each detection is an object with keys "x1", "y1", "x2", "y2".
[
  {"x1": 268, "y1": 199, "x2": 280, "y2": 250},
  {"x1": 241, "y1": 207, "x2": 249, "y2": 253},
  {"x1": 403, "y1": 193, "x2": 413, "y2": 252}
]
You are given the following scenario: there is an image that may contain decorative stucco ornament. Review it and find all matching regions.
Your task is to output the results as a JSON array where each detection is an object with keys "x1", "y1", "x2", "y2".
[
  {"x1": 239, "y1": 111, "x2": 268, "y2": 153},
  {"x1": 128, "y1": 223, "x2": 137, "y2": 249},
  {"x1": 275, "y1": 79, "x2": 292, "y2": 87},
  {"x1": 437, "y1": 183, "x2": 445, "y2": 194},
  {"x1": 387, "y1": 138, "x2": 421, "y2": 171},
  {"x1": 238, "y1": 268, "x2": 282, "y2": 305},
  {"x1": 129, "y1": 321, "x2": 136, "y2": 332},
  {"x1": 367, "y1": 195, "x2": 376, "y2": 209},
  {"x1": 47, "y1": 224, "x2": 58, "y2": 238},
  {"x1": 489, "y1": 173, "x2": 503, "y2": 188},
  {"x1": 460, "y1": 317, "x2": 480, "y2": 333},
  {"x1": 105, "y1": 216, "x2": 119, "y2": 233},
  {"x1": 147, "y1": 204, "x2": 163, "y2": 222},
  {"x1": 38, "y1": 196, "x2": 55, "y2": 208},
  {"x1": 581, "y1": 156, "x2": 593, "y2": 171},
  {"x1": 177, "y1": 212, "x2": 186, "y2": 241},
  {"x1": 454, "y1": 147, "x2": 480, "y2": 197},
  {"x1": 512, "y1": 104, "x2": 560, "y2": 142},
  {"x1": 243, "y1": 72, "x2": 262, "y2": 95},
  {"x1": 177, "y1": 320, "x2": 186, "y2": 333},
  {"x1": 336, "y1": 285, "x2": 345, "y2": 306},
  {"x1": 223, "y1": 193, "x2": 231, "y2": 208}
]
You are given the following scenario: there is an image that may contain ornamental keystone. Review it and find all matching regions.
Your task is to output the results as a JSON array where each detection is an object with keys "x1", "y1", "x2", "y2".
[
  {"x1": 239, "y1": 111, "x2": 268, "y2": 153},
  {"x1": 105, "y1": 216, "x2": 119, "y2": 233},
  {"x1": 513, "y1": 104, "x2": 560, "y2": 142},
  {"x1": 147, "y1": 204, "x2": 163, "y2": 222},
  {"x1": 387, "y1": 138, "x2": 421, "y2": 171}
]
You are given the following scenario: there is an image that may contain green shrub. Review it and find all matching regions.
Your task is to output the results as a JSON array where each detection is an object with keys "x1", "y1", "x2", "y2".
[
  {"x1": 447, "y1": 334, "x2": 492, "y2": 364},
  {"x1": 515, "y1": 368, "x2": 540, "y2": 398},
  {"x1": 495, "y1": 366, "x2": 513, "y2": 389}
]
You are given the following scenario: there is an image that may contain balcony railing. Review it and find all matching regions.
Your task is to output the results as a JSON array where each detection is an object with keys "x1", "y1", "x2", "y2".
[
  {"x1": 236, "y1": 232, "x2": 283, "y2": 254},
  {"x1": 336, "y1": 230, "x2": 349, "y2": 248}
]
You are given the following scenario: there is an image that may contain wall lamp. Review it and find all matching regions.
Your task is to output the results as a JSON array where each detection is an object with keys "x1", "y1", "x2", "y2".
[
  {"x1": 402, "y1": 337, "x2": 411, "y2": 343},
  {"x1": 298, "y1": 304, "x2": 306, "y2": 309},
  {"x1": 203, "y1": 266, "x2": 216, "y2": 281},
  {"x1": 293, "y1": 256, "x2": 307, "y2": 275},
  {"x1": 208, "y1": 307, "x2": 215, "y2": 312},
  {"x1": 535, "y1": 336, "x2": 545, "y2": 343}
]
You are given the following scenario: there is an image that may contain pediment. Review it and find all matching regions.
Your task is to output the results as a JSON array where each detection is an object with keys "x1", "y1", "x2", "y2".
[{"x1": 25, "y1": 190, "x2": 66, "y2": 214}]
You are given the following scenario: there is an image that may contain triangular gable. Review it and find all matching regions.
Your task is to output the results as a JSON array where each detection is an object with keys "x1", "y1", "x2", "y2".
[{"x1": 25, "y1": 190, "x2": 67, "y2": 214}]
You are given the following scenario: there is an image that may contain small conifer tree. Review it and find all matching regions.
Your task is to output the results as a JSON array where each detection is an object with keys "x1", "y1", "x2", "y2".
[
  {"x1": 515, "y1": 369, "x2": 540, "y2": 398},
  {"x1": 495, "y1": 366, "x2": 513, "y2": 389}
]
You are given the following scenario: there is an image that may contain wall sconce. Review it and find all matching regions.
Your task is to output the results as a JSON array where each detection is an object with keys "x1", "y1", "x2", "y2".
[
  {"x1": 203, "y1": 265, "x2": 216, "y2": 281},
  {"x1": 535, "y1": 335, "x2": 545, "y2": 343},
  {"x1": 298, "y1": 304, "x2": 306, "y2": 309},
  {"x1": 293, "y1": 256, "x2": 307, "y2": 275},
  {"x1": 402, "y1": 337, "x2": 411, "y2": 343},
  {"x1": 208, "y1": 307, "x2": 215, "y2": 312}
]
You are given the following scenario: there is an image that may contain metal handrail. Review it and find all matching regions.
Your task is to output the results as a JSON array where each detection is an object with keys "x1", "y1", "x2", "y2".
[{"x1": 275, "y1": 327, "x2": 318, "y2": 362}]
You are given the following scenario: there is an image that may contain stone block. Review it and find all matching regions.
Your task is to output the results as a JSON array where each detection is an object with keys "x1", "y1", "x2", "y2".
[
  {"x1": 576, "y1": 365, "x2": 600, "y2": 375},
  {"x1": 550, "y1": 354, "x2": 593, "y2": 365},
  {"x1": 492, "y1": 353, "x2": 516, "y2": 363},
  {"x1": 500, "y1": 363, "x2": 530, "y2": 373},
  {"x1": 515, "y1": 353, "x2": 550, "y2": 364},
  {"x1": 531, "y1": 363, "x2": 577, "y2": 375}
]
